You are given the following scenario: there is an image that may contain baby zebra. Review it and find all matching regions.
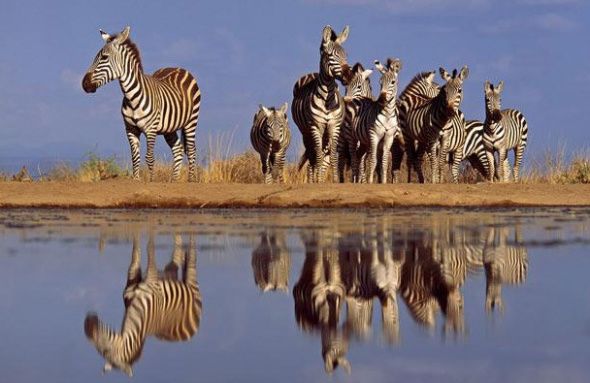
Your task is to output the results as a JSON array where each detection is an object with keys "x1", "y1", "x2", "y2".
[
  {"x1": 250, "y1": 103, "x2": 291, "y2": 183},
  {"x1": 482, "y1": 81, "x2": 528, "y2": 182},
  {"x1": 348, "y1": 58, "x2": 402, "y2": 183}
]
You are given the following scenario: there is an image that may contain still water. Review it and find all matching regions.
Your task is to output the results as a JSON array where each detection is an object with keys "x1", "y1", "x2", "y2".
[{"x1": 0, "y1": 208, "x2": 589, "y2": 383}]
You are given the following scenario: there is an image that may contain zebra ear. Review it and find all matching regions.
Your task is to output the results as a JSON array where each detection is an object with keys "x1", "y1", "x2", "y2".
[
  {"x1": 113, "y1": 26, "x2": 131, "y2": 45},
  {"x1": 336, "y1": 25, "x2": 350, "y2": 44},
  {"x1": 439, "y1": 67, "x2": 452, "y2": 82},
  {"x1": 260, "y1": 105, "x2": 272, "y2": 116},
  {"x1": 496, "y1": 80, "x2": 504, "y2": 93},
  {"x1": 388, "y1": 58, "x2": 402, "y2": 74},
  {"x1": 426, "y1": 71, "x2": 436, "y2": 84},
  {"x1": 361, "y1": 69, "x2": 373, "y2": 80},
  {"x1": 278, "y1": 102, "x2": 288, "y2": 115},
  {"x1": 322, "y1": 25, "x2": 335, "y2": 44},
  {"x1": 99, "y1": 30, "x2": 111, "y2": 42},
  {"x1": 374, "y1": 60, "x2": 387, "y2": 74},
  {"x1": 484, "y1": 80, "x2": 491, "y2": 92},
  {"x1": 459, "y1": 65, "x2": 469, "y2": 81},
  {"x1": 102, "y1": 362, "x2": 112, "y2": 374}
]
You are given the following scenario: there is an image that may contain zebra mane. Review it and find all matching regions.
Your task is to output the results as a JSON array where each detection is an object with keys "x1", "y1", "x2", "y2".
[
  {"x1": 119, "y1": 38, "x2": 143, "y2": 72},
  {"x1": 399, "y1": 71, "x2": 439, "y2": 101}
]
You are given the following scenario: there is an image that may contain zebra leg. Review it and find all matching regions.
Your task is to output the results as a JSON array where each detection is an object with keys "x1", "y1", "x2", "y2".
[
  {"x1": 485, "y1": 150, "x2": 495, "y2": 182},
  {"x1": 499, "y1": 148, "x2": 509, "y2": 182},
  {"x1": 273, "y1": 150, "x2": 287, "y2": 183},
  {"x1": 367, "y1": 134, "x2": 380, "y2": 184},
  {"x1": 125, "y1": 124, "x2": 141, "y2": 180},
  {"x1": 391, "y1": 139, "x2": 404, "y2": 183},
  {"x1": 329, "y1": 126, "x2": 341, "y2": 183},
  {"x1": 513, "y1": 144, "x2": 525, "y2": 182},
  {"x1": 451, "y1": 148, "x2": 463, "y2": 184},
  {"x1": 381, "y1": 131, "x2": 395, "y2": 184},
  {"x1": 145, "y1": 132, "x2": 157, "y2": 182},
  {"x1": 260, "y1": 152, "x2": 272, "y2": 184},
  {"x1": 428, "y1": 144, "x2": 439, "y2": 184},
  {"x1": 164, "y1": 234, "x2": 184, "y2": 280},
  {"x1": 145, "y1": 233, "x2": 158, "y2": 283},
  {"x1": 164, "y1": 132, "x2": 184, "y2": 182},
  {"x1": 183, "y1": 122, "x2": 198, "y2": 182},
  {"x1": 125, "y1": 233, "x2": 143, "y2": 294},
  {"x1": 337, "y1": 138, "x2": 348, "y2": 183}
]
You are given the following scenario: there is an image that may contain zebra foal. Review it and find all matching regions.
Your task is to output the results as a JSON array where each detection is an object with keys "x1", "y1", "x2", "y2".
[
  {"x1": 82, "y1": 27, "x2": 201, "y2": 181},
  {"x1": 250, "y1": 103, "x2": 291, "y2": 183}
]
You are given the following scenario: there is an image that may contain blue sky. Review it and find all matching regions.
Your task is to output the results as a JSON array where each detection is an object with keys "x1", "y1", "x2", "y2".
[{"x1": 0, "y1": 0, "x2": 588, "y2": 168}]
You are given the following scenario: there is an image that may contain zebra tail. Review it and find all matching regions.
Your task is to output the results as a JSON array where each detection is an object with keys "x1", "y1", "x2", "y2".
[{"x1": 297, "y1": 153, "x2": 308, "y2": 171}]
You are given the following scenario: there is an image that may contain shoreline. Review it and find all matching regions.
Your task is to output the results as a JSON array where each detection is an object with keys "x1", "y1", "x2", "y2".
[{"x1": 1, "y1": 181, "x2": 589, "y2": 208}]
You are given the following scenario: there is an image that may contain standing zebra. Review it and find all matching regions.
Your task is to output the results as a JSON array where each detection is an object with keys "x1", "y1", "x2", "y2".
[
  {"x1": 250, "y1": 103, "x2": 291, "y2": 184},
  {"x1": 337, "y1": 63, "x2": 373, "y2": 182},
  {"x1": 401, "y1": 66, "x2": 469, "y2": 183},
  {"x1": 82, "y1": 27, "x2": 201, "y2": 181},
  {"x1": 292, "y1": 25, "x2": 352, "y2": 183},
  {"x1": 482, "y1": 81, "x2": 529, "y2": 182},
  {"x1": 84, "y1": 233, "x2": 202, "y2": 376},
  {"x1": 461, "y1": 119, "x2": 491, "y2": 180},
  {"x1": 348, "y1": 58, "x2": 402, "y2": 183},
  {"x1": 393, "y1": 71, "x2": 440, "y2": 182}
]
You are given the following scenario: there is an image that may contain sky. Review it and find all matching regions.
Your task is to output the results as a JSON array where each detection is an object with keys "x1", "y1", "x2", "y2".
[{"x1": 0, "y1": 0, "x2": 588, "y2": 170}]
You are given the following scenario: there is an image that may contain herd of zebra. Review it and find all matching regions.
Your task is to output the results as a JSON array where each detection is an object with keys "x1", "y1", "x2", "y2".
[
  {"x1": 252, "y1": 25, "x2": 529, "y2": 184},
  {"x1": 82, "y1": 25, "x2": 528, "y2": 184}
]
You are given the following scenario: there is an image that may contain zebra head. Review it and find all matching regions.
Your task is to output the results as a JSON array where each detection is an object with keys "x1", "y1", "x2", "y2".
[
  {"x1": 84, "y1": 312, "x2": 135, "y2": 377},
  {"x1": 484, "y1": 80, "x2": 504, "y2": 123},
  {"x1": 344, "y1": 63, "x2": 373, "y2": 99},
  {"x1": 82, "y1": 26, "x2": 137, "y2": 93},
  {"x1": 439, "y1": 66, "x2": 469, "y2": 113},
  {"x1": 258, "y1": 103, "x2": 289, "y2": 144},
  {"x1": 374, "y1": 58, "x2": 402, "y2": 103},
  {"x1": 320, "y1": 25, "x2": 352, "y2": 85}
]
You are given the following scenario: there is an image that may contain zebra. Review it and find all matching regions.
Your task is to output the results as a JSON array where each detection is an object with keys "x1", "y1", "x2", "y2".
[
  {"x1": 483, "y1": 226, "x2": 528, "y2": 313},
  {"x1": 482, "y1": 81, "x2": 529, "y2": 182},
  {"x1": 292, "y1": 25, "x2": 352, "y2": 183},
  {"x1": 401, "y1": 66, "x2": 469, "y2": 183},
  {"x1": 250, "y1": 103, "x2": 291, "y2": 184},
  {"x1": 393, "y1": 71, "x2": 440, "y2": 182},
  {"x1": 251, "y1": 231, "x2": 291, "y2": 292},
  {"x1": 347, "y1": 58, "x2": 402, "y2": 184},
  {"x1": 84, "y1": 233, "x2": 202, "y2": 376},
  {"x1": 461, "y1": 119, "x2": 492, "y2": 180},
  {"x1": 337, "y1": 62, "x2": 373, "y2": 182},
  {"x1": 82, "y1": 27, "x2": 201, "y2": 182}
]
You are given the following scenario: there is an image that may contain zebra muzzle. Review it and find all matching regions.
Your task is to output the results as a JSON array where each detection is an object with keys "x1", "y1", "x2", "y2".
[{"x1": 82, "y1": 73, "x2": 97, "y2": 93}]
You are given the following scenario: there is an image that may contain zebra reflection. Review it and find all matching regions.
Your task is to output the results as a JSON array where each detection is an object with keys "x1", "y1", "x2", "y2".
[
  {"x1": 483, "y1": 225, "x2": 528, "y2": 313},
  {"x1": 251, "y1": 231, "x2": 291, "y2": 292},
  {"x1": 84, "y1": 233, "x2": 202, "y2": 376}
]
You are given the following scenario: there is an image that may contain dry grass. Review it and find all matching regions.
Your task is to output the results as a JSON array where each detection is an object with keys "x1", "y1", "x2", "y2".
[{"x1": 2, "y1": 138, "x2": 590, "y2": 184}]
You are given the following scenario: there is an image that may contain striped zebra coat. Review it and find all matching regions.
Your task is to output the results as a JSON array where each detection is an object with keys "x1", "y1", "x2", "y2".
[
  {"x1": 84, "y1": 233, "x2": 202, "y2": 376},
  {"x1": 82, "y1": 27, "x2": 201, "y2": 182},
  {"x1": 482, "y1": 81, "x2": 529, "y2": 182},
  {"x1": 292, "y1": 25, "x2": 352, "y2": 183},
  {"x1": 337, "y1": 63, "x2": 373, "y2": 182},
  {"x1": 251, "y1": 231, "x2": 291, "y2": 292},
  {"x1": 401, "y1": 66, "x2": 469, "y2": 183},
  {"x1": 250, "y1": 103, "x2": 291, "y2": 184},
  {"x1": 462, "y1": 119, "x2": 492, "y2": 179},
  {"x1": 348, "y1": 59, "x2": 402, "y2": 184}
]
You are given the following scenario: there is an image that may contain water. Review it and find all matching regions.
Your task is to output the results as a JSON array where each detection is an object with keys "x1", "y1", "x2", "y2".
[{"x1": 0, "y1": 208, "x2": 589, "y2": 383}]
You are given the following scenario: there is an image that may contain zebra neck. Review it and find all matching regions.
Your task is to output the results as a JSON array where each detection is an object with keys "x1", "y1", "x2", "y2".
[
  {"x1": 119, "y1": 63, "x2": 148, "y2": 108},
  {"x1": 318, "y1": 69, "x2": 339, "y2": 108},
  {"x1": 431, "y1": 94, "x2": 453, "y2": 128}
]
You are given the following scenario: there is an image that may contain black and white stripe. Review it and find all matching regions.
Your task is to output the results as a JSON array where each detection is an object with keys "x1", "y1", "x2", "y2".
[
  {"x1": 250, "y1": 103, "x2": 291, "y2": 183},
  {"x1": 251, "y1": 231, "x2": 291, "y2": 292},
  {"x1": 400, "y1": 66, "x2": 469, "y2": 183},
  {"x1": 82, "y1": 27, "x2": 201, "y2": 181},
  {"x1": 348, "y1": 59, "x2": 402, "y2": 184},
  {"x1": 292, "y1": 25, "x2": 352, "y2": 183},
  {"x1": 84, "y1": 233, "x2": 202, "y2": 376},
  {"x1": 482, "y1": 81, "x2": 529, "y2": 182},
  {"x1": 461, "y1": 119, "x2": 491, "y2": 179},
  {"x1": 337, "y1": 63, "x2": 374, "y2": 182}
]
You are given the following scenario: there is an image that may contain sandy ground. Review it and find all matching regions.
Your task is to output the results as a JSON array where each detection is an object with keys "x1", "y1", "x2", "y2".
[{"x1": 0, "y1": 181, "x2": 589, "y2": 208}]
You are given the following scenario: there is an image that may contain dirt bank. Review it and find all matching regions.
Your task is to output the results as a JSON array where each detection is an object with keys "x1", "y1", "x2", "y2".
[{"x1": 0, "y1": 181, "x2": 589, "y2": 208}]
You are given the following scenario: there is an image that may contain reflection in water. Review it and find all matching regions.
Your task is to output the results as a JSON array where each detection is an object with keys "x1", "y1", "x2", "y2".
[
  {"x1": 251, "y1": 231, "x2": 290, "y2": 292},
  {"x1": 254, "y1": 219, "x2": 530, "y2": 374},
  {"x1": 84, "y1": 233, "x2": 202, "y2": 376}
]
